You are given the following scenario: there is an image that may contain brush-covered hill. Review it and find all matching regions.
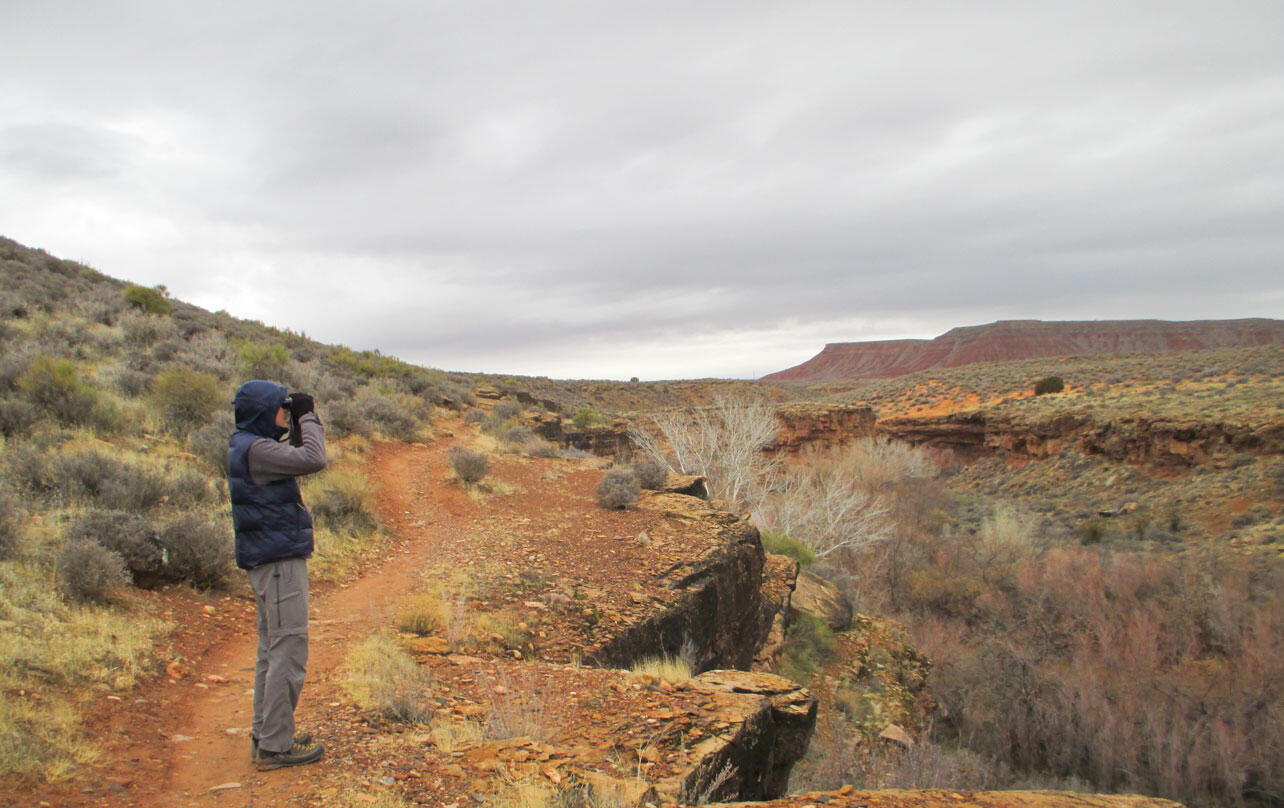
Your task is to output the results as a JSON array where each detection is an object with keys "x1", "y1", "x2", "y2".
[{"x1": 764, "y1": 319, "x2": 1284, "y2": 382}]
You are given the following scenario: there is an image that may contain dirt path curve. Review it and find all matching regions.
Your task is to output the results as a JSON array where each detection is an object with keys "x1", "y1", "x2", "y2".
[{"x1": 21, "y1": 429, "x2": 472, "y2": 808}]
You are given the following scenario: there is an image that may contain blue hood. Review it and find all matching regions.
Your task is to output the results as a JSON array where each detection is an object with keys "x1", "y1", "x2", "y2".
[{"x1": 234, "y1": 380, "x2": 289, "y2": 440}]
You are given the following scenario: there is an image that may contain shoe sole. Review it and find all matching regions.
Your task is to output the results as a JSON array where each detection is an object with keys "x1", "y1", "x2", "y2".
[{"x1": 255, "y1": 752, "x2": 324, "y2": 770}]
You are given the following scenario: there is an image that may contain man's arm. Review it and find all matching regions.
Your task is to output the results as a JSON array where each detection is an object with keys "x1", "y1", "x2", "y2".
[{"x1": 247, "y1": 413, "x2": 327, "y2": 484}]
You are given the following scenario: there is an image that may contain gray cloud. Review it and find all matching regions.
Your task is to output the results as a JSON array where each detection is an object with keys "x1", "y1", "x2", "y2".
[{"x1": 2, "y1": 1, "x2": 1282, "y2": 379}]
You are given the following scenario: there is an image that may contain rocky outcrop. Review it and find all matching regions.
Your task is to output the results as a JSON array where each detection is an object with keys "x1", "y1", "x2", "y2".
[
  {"x1": 765, "y1": 318, "x2": 1284, "y2": 382},
  {"x1": 768, "y1": 403, "x2": 877, "y2": 454},
  {"x1": 791, "y1": 570, "x2": 853, "y2": 631},
  {"x1": 588, "y1": 494, "x2": 782, "y2": 672},
  {"x1": 533, "y1": 414, "x2": 634, "y2": 457},
  {"x1": 879, "y1": 411, "x2": 1284, "y2": 467},
  {"x1": 671, "y1": 671, "x2": 817, "y2": 803}
]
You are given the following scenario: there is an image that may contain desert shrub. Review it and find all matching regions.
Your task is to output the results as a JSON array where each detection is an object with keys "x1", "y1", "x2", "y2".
[
  {"x1": 630, "y1": 655, "x2": 692, "y2": 685},
  {"x1": 307, "y1": 467, "x2": 379, "y2": 536},
  {"x1": 170, "y1": 305, "x2": 217, "y2": 338},
  {"x1": 187, "y1": 412, "x2": 235, "y2": 475},
  {"x1": 151, "y1": 339, "x2": 182, "y2": 362},
  {"x1": 157, "y1": 514, "x2": 233, "y2": 589},
  {"x1": 328, "y1": 390, "x2": 423, "y2": 442},
  {"x1": 760, "y1": 530, "x2": 817, "y2": 567},
  {"x1": 17, "y1": 355, "x2": 98, "y2": 425},
  {"x1": 63, "y1": 510, "x2": 162, "y2": 579},
  {"x1": 501, "y1": 425, "x2": 536, "y2": 446},
  {"x1": 166, "y1": 468, "x2": 216, "y2": 507},
  {"x1": 632, "y1": 457, "x2": 668, "y2": 490},
  {"x1": 0, "y1": 354, "x2": 29, "y2": 393},
  {"x1": 122, "y1": 283, "x2": 170, "y2": 315},
  {"x1": 526, "y1": 441, "x2": 559, "y2": 458},
  {"x1": 238, "y1": 340, "x2": 289, "y2": 378},
  {"x1": 448, "y1": 447, "x2": 489, "y2": 484},
  {"x1": 0, "y1": 397, "x2": 37, "y2": 437},
  {"x1": 150, "y1": 366, "x2": 222, "y2": 435},
  {"x1": 463, "y1": 408, "x2": 486, "y2": 424},
  {"x1": 173, "y1": 331, "x2": 241, "y2": 380},
  {"x1": 596, "y1": 469, "x2": 639, "y2": 510},
  {"x1": 492, "y1": 398, "x2": 522, "y2": 422},
  {"x1": 0, "y1": 486, "x2": 21, "y2": 560},
  {"x1": 340, "y1": 634, "x2": 431, "y2": 722},
  {"x1": 53, "y1": 452, "x2": 167, "y2": 511},
  {"x1": 4, "y1": 446, "x2": 54, "y2": 496},
  {"x1": 56, "y1": 539, "x2": 130, "y2": 603},
  {"x1": 395, "y1": 591, "x2": 444, "y2": 636},
  {"x1": 119, "y1": 309, "x2": 178, "y2": 347},
  {"x1": 1034, "y1": 376, "x2": 1065, "y2": 395},
  {"x1": 105, "y1": 365, "x2": 152, "y2": 398}
]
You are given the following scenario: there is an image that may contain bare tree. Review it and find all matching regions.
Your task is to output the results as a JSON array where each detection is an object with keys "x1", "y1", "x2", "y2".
[
  {"x1": 629, "y1": 395, "x2": 780, "y2": 512},
  {"x1": 758, "y1": 438, "x2": 936, "y2": 560}
]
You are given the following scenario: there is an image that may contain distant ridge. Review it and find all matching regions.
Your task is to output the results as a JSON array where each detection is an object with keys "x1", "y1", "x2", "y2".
[{"x1": 762, "y1": 319, "x2": 1284, "y2": 382}]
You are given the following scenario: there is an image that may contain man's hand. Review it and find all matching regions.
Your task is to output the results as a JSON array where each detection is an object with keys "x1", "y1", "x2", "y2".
[{"x1": 288, "y1": 392, "x2": 315, "y2": 419}]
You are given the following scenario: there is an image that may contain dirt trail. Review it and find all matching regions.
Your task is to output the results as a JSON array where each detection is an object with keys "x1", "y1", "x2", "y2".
[
  {"x1": 158, "y1": 438, "x2": 469, "y2": 806},
  {"x1": 18, "y1": 432, "x2": 470, "y2": 808}
]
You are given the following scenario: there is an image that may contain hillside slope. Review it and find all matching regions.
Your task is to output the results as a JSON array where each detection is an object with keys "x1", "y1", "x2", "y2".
[{"x1": 764, "y1": 319, "x2": 1284, "y2": 382}]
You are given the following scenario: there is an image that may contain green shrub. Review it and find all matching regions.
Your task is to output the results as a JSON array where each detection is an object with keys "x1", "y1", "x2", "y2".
[
  {"x1": 596, "y1": 470, "x2": 639, "y2": 510},
  {"x1": 56, "y1": 539, "x2": 130, "y2": 603},
  {"x1": 158, "y1": 514, "x2": 233, "y2": 589},
  {"x1": 448, "y1": 447, "x2": 489, "y2": 484},
  {"x1": 632, "y1": 458, "x2": 668, "y2": 490},
  {"x1": 1034, "y1": 376, "x2": 1065, "y2": 395},
  {"x1": 571, "y1": 407, "x2": 609, "y2": 429},
  {"x1": 463, "y1": 408, "x2": 486, "y2": 424},
  {"x1": 63, "y1": 510, "x2": 162, "y2": 579},
  {"x1": 150, "y1": 366, "x2": 222, "y2": 435},
  {"x1": 238, "y1": 340, "x2": 289, "y2": 378},
  {"x1": 17, "y1": 355, "x2": 98, "y2": 424},
  {"x1": 760, "y1": 530, "x2": 817, "y2": 567},
  {"x1": 122, "y1": 284, "x2": 170, "y2": 315}
]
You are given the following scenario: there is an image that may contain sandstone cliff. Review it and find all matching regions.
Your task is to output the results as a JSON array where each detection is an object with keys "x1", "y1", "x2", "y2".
[{"x1": 765, "y1": 319, "x2": 1284, "y2": 382}]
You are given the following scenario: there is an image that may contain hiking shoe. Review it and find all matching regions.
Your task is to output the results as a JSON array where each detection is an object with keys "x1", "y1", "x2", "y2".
[
  {"x1": 251, "y1": 732, "x2": 314, "y2": 761},
  {"x1": 255, "y1": 740, "x2": 325, "y2": 770}
]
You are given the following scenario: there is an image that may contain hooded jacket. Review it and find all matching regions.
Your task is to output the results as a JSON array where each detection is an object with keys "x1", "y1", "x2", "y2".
[{"x1": 227, "y1": 380, "x2": 319, "y2": 570}]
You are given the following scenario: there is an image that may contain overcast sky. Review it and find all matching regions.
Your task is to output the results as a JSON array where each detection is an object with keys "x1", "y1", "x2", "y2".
[{"x1": 3, "y1": 2, "x2": 1282, "y2": 379}]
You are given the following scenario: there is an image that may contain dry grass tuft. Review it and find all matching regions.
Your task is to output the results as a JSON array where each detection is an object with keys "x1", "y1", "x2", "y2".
[{"x1": 340, "y1": 634, "x2": 432, "y2": 723}]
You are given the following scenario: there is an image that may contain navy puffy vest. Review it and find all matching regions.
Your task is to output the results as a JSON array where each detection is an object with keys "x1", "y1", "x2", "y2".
[{"x1": 227, "y1": 431, "x2": 314, "y2": 570}]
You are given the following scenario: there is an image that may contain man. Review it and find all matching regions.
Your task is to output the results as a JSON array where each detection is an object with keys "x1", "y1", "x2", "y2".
[{"x1": 228, "y1": 380, "x2": 327, "y2": 769}]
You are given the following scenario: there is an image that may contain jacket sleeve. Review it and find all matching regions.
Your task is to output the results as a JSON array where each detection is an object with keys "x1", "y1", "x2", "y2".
[{"x1": 247, "y1": 413, "x2": 327, "y2": 484}]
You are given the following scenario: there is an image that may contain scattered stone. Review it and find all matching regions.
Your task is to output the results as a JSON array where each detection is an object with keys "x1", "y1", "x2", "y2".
[
  {"x1": 210, "y1": 782, "x2": 241, "y2": 791},
  {"x1": 171, "y1": 734, "x2": 195, "y2": 743},
  {"x1": 878, "y1": 723, "x2": 915, "y2": 749}
]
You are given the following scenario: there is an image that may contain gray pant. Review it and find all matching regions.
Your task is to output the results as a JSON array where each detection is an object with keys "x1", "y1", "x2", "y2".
[{"x1": 247, "y1": 557, "x2": 309, "y2": 754}]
